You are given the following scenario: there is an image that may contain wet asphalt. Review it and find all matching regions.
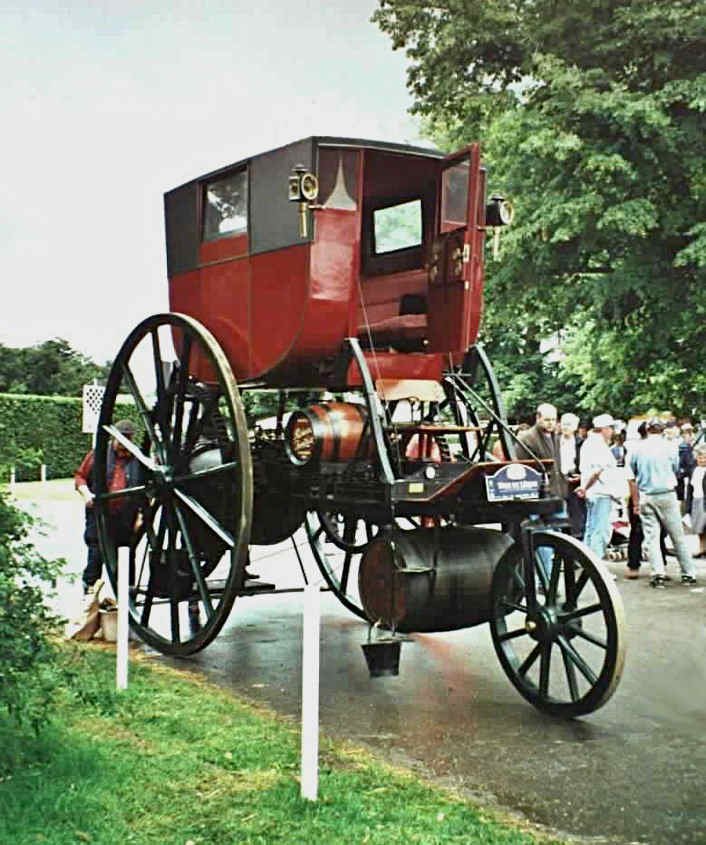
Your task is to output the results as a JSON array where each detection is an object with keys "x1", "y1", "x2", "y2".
[{"x1": 22, "y1": 481, "x2": 706, "y2": 845}]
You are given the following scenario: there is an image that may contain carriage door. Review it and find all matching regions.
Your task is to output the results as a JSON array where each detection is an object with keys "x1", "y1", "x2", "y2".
[{"x1": 426, "y1": 144, "x2": 486, "y2": 353}]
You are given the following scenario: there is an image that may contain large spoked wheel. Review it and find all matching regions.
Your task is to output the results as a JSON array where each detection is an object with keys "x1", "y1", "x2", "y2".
[
  {"x1": 490, "y1": 530, "x2": 625, "y2": 718},
  {"x1": 94, "y1": 313, "x2": 252, "y2": 656},
  {"x1": 305, "y1": 511, "x2": 419, "y2": 619}
]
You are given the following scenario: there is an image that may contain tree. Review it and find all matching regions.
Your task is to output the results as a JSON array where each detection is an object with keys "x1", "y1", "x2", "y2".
[
  {"x1": 374, "y1": 0, "x2": 706, "y2": 418},
  {"x1": 0, "y1": 339, "x2": 109, "y2": 397}
]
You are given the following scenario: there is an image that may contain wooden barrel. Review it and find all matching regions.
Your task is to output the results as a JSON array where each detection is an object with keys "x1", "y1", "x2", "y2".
[
  {"x1": 284, "y1": 402, "x2": 370, "y2": 465},
  {"x1": 358, "y1": 526, "x2": 514, "y2": 633}
]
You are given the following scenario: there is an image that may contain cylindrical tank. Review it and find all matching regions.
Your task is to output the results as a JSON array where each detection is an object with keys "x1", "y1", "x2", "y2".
[
  {"x1": 358, "y1": 526, "x2": 514, "y2": 633},
  {"x1": 284, "y1": 402, "x2": 370, "y2": 465}
]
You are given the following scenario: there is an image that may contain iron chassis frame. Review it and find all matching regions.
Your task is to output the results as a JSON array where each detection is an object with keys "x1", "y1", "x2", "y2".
[{"x1": 247, "y1": 337, "x2": 565, "y2": 540}]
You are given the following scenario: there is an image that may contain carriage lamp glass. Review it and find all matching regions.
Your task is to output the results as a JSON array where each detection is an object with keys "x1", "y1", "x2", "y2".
[
  {"x1": 300, "y1": 172, "x2": 319, "y2": 202},
  {"x1": 485, "y1": 196, "x2": 514, "y2": 227}
]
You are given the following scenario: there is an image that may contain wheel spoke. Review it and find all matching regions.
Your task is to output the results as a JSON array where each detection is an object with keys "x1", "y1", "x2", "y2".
[
  {"x1": 151, "y1": 329, "x2": 172, "y2": 451},
  {"x1": 121, "y1": 362, "x2": 165, "y2": 458},
  {"x1": 102, "y1": 424, "x2": 156, "y2": 471},
  {"x1": 172, "y1": 333, "x2": 193, "y2": 455},
  {"x1": 560, "y1": 602, "x2": 603, "y2": 623},
  {"x1": 547, "y1": 551, "x2": 562, "y2": 603},
  {"x1": 173, "y1": 461, "x2": 239, "y2": 486},
  {"x1": 174, "y1": 503, "x2": 215, "y2": 619},
  {"x1": 560, "y1": 643, "x2": 580, "y2": 702},
  {"x1": 534, "y1": 551, "x2": 550, "y2": 594},
  {"x1": 574, "y1": 570, "x2": 590, "y2": 601},
  {"x1": 498, "y1": 627, "x2": 529, "y2": 642},
  {"x1": 339, "y1": 549, "x2": 353, "y2": 594},
  {"x1": 566, "y1": 623, "x2": 607, "y2": 649},
  {"x1": 173, "y1": 488, "x2": 235, "y2": 548},
  {"x1": 539, "y1": 642, "x2": 552, "y2": 698},
  {"x1": 518, "y1": 643, "x2": 541, "y2": 677},
  {"x1": 183, "y1": 391, "x2": 220, "y2": 457},
  {"x1": 557, "y1": 634, "x2": 598, "y2": 686},
  {"x1": 97, "y1": 483, "x2": 147, "y2": 502}
]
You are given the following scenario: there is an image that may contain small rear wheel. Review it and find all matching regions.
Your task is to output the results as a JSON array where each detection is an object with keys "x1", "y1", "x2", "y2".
[
  {"x1": 489, "y1": 530, "x2": 625, "y2": 717},
  {"x1": 94, "y1": 313, "x2": 252, "y2": 656}
]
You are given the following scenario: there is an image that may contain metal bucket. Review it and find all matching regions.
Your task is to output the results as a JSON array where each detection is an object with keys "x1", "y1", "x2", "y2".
[
  {"x1": 99, "y1": 607, "x2": 118, "y2": 642},
  {"x1": 361, "y1": 639, "x2": 401, "y2": 677}
]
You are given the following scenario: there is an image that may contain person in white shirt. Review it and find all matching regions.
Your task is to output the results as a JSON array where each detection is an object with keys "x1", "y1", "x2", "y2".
[
  {"x1": 577, "y1": 413, "x2": 620, "y2": 560},
  {"x1": 686, "y1": 444, "x2": 706, "y2": 558},
  {"x1": 558, "y1": 412, "x2": 585, "y2": 537}
]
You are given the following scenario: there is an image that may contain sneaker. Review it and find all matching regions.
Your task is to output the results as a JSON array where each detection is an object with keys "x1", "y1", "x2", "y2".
[
  {"x1": 625, "y1": 569, "x2": 639, "y2": 580},
  {"x1": 650, "y1": 575, "x2": 667, "y2": 589},
  {"x1": 680, "y1": 574, "x2": 697, "y2": 585}
]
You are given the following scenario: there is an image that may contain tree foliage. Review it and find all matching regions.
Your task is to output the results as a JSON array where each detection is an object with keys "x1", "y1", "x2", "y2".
[
  {"x1": 374, "y1": 0, "x2": 706, "y2": 418},
  {"x1": 0, "y1": 339, "x2": 108, "y2": 397}
]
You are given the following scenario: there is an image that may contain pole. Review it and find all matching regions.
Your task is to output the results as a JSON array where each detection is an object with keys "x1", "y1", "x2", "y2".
[
  {"x1": 300, "y1": 583, "x2": 320, "y2": 801},
  {"x1": 40, "y1": 464, "x2": 47, "y2": 484},
  {"x1": 116, "y1": 548, "x2": 129, "y2": 690}
]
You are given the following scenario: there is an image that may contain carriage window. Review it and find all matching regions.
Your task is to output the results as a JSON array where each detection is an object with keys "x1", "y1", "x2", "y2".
[
  {"x1": 202, "y1": 170, "x2": 248, "y2": 241},
  {"x1": 441, "y1": 160, "x2": 469, "y2": 232},
  {"x1": 373, "y1": 199, "x2": 422, "y2": 254}
]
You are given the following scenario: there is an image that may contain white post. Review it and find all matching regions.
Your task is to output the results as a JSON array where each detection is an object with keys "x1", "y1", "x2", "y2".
[
  {"x1": 116, "y1": 548, "x2": 130, "y2": 691},
  {"x1": 300, "y1": 583, "x2": 321, "y2": 801},
  {"x1": 40, "y1": 464, "x2": 47, "y2": 484},
  {"x1": 9, "y1": 466, "x2": 15, "y2": 488}
]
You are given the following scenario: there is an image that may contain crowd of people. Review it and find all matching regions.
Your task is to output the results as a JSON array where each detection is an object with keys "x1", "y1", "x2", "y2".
[{"x1": 513, "y1": 404, "x2": 704, "y2": 589}]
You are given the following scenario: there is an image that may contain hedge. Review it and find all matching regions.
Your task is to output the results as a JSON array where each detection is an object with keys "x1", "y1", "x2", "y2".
[{"x1": 0, "y1": 394, "x2": 133, "y2": 482}]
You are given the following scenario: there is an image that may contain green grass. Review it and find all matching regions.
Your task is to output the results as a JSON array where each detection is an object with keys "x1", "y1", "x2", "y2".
[{"x1": 0, "y1": 647, "x2": 560, "y2": 845}]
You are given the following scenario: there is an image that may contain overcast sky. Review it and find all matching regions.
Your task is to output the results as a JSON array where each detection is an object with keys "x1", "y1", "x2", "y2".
[{"x1": 2, "y1": 1, "x2": 421, "y2": 363}]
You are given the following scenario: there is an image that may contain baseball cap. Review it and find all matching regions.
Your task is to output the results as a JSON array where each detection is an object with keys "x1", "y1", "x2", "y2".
[
  {"x1": 114, "y1": 419, "x2": 136, "y2": 438},
  {"x1": 647, "y1": 417, "x2": 665, "y2": 432},
  {"x1": 592, "y1": 413, "x2": 616, "y2": 428},
  {"x1": 681, "y1": 423, "x2": 694, "y2": 432}
]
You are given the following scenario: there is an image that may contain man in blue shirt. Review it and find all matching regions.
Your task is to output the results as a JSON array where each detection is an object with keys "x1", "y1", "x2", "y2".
[{"x1": 629, "y1": 419, "x2": 697, "y2": 588}]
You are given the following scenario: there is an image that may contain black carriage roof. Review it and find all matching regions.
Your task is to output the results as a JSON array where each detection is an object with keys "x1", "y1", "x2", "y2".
[
  {"x1": 169, "y1": 136, "x2": 444, "y2": 192},
  {"x1": 164, "y1": 136, "x2": 445, "y2": 275}
]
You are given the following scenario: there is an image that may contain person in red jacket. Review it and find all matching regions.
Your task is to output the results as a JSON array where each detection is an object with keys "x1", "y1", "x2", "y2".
[{"x1": 74, "y1": 419, "x2": 142, "y2": 601}]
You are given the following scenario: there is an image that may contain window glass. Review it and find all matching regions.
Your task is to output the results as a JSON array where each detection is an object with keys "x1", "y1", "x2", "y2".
[
  {"x1": 202, "y1": 170, "x2": 248, "y2": 241},
  {"x1": 441, "y1": 159, "x2": 469, "y2": 232},
  {"x1": 373, "y1": 199, "x2": 422, "y2": 254}
]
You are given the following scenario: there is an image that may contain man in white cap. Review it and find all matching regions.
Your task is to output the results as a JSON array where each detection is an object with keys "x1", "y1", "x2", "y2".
[
  {"x1": 577, "y1": 413, "x2": 622, "y2": 560},
  {"x1": 629, "y1": 418, "x2": 697, "y2": 588}
]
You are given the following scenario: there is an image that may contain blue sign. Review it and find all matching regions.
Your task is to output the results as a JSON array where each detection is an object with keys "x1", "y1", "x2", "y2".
[{"x1": 485, "y1": 463, "x2": 543, "y2": 501}]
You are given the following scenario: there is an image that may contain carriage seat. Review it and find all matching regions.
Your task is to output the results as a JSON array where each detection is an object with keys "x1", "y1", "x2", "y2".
[{"x1": 358, "y1": 272, "x2": 428, "y2": 351}]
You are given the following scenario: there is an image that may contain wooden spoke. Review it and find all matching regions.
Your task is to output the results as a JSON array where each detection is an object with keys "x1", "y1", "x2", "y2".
[
  {"x1": 174, "y1": 488, "x2": 235, "y2": 548},
  {"x1": 556, "y1": 634, "x2": 598, "y2": 686}
]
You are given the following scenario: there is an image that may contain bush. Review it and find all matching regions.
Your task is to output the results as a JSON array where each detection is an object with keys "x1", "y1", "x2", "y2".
[
  {"x1": 0, "y1": 489, "x2": 67, "y2": 731},
  {"x1": 0, "y1": 393, "x2": 136, "y2": 481}
]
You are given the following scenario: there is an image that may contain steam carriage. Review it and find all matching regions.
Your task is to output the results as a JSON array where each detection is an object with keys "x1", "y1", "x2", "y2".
[{"x1": 95, "y1": 137, "x2": 625, "y2": 717}]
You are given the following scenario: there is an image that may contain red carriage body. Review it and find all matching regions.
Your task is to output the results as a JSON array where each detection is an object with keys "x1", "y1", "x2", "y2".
[{"x1": 165, "y1": 137, "x2": 487, "y2": 385}]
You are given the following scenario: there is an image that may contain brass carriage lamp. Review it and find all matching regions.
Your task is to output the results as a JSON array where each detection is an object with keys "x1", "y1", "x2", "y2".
[
  {"x1": 289, "y1": 164, "x2": 320, "y2": 238},
  {"x1": 485, "y1": 195, "x2": 514, "y2": 259}
]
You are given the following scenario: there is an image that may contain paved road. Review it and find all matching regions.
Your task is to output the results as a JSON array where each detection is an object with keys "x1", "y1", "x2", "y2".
[{"x1": 19, "y1": 481, "x2": 706, "y2": 845}]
